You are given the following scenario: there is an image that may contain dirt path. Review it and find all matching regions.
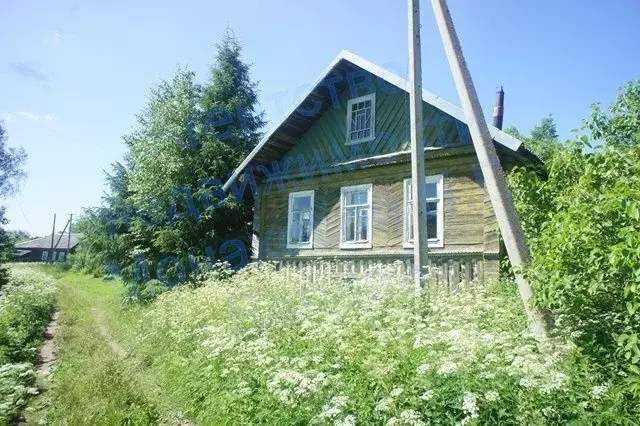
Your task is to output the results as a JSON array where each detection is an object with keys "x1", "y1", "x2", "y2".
[
  {"x1": 36, "y1": 311, "x2": 60, "y2": 375},
  {"x1": 90, "y1": 306, "x2": 128, "y2": 358}
]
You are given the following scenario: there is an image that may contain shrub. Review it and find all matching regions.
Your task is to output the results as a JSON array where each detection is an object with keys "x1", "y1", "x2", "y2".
[
  {"x1": 0, "y1": 363, "x2": 38, "y2": 425},
  {"x1": 0, "y1": 266, "x2": 56, "y2": 424},
  {"x1": 0, "y1": 267, "x2": 57, "y2": 363},
  {"x1": 518, "y1": 145, "x2": 640, "y2": 391},
  {"x1": 136, "y1": 263, "x2": 636, "y2": 424}
]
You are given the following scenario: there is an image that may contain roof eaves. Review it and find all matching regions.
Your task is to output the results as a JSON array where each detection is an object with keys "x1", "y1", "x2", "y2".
[{"x1": 222, "y1": 50, "x2": 523, "y2": 190}]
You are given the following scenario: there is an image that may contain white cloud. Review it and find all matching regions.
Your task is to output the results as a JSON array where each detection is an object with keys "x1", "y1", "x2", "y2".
[
  {"x1": 0, "y1": 113, "x2": 16, "y2": 123},
  {"x1": 1, "y1": 112, "x2": 56, "y2": 123},
  {"x1": 18, "y1": 112, "x2": 41, "y2": 121}
]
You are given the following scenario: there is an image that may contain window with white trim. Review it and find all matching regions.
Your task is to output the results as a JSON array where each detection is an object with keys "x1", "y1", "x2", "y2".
[
  {"x1": 41, "y1": 250, "x2": 49, "y2": 261},
  {"x1": 340, "y1": 184, "x2": 372, "y2": 248},
  {"x1": 346, "y1": 94, "x2": 375, "y2": 144},
  {"x1": 404, "y1": 175, "x2": 444, "y2": 248},
  {"x1": 287, "y1": 190, "x2": 314, "y2": 248}
]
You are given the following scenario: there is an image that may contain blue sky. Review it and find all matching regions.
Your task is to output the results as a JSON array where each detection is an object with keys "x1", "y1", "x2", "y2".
[{"x1": 1, "y1": 0, "x2": 639, "y2": 235}]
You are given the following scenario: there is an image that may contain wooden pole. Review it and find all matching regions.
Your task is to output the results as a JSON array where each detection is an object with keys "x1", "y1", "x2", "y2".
[
  {"x1": 49, "y1": 213, "x2": 56, "y2": 263},
  {"x1": 430, "y1": 0, "x2": 553, "y2": 341},
  {"x1": 66, "y1": 214, "x2": 73, "y2": 260},
  {"x1": 408, "y1": 0, "x2": 429, "y2": 288}
]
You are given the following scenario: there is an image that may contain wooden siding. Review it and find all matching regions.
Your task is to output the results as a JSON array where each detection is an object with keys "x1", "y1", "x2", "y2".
[
  {"x1": 279, "y1": 75, "x2": 472, "y2": 169},
  {"x1": 257, "y1": 153, "x2": 488, "y2": 257}
]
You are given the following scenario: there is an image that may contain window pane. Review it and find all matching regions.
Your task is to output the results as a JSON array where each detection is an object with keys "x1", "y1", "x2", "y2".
[
  {"x1": 301, "y1": 213, "x2": 311, "y2": 243},
  {"x1": 425, "y1": 182, "x2": 438, "y2": 199},
  {"x1": 348, "y1": 97, "x2": 373, "y2": 141},
  {"x1": 348, "y1": 190, "x2": 368, "y2": 205},
  {"x1": 293, "y1": 195, "x2": 311, "y2": 210},
  {"x1": 426, "y1": 201, "x2": 438, "y2": 214},
  {"x1": 290, "y1": 212, "x2": 301, "y2": 243},
  {"x1": 406, "y1": 199, "x2": 413, "y2": 241},
  {"x1": 345, "y1": 207, "x2": 356, "y2": 241},
  {"x1": 357, "y1": 207, "x2": 368, "y2": 241},
  {"x1": 427, "y1": 212, "x2": 438, "y2": 239}
]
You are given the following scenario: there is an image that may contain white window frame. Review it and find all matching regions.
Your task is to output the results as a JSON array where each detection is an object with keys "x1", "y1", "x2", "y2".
[
  {"x1": 403, "y1": 175, "x2": 444, "y2": 249},
  {"x1": 286, "y1": 190, "x2": 314, "y2": 249},
  {"x1": 340, "y1": 184, "x2": 373, "y2": 249},
  {"x1": 346, "y1": 93, "x2": 376, "y2": 145}
]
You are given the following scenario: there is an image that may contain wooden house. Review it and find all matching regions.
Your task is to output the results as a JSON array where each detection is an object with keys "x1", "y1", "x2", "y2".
[
  {"x1": 12, "y1": 233, "x2": 81, "y2": 262},
  {"x1": 223, "y1": 51, "x2": 540, "y2": 285}
]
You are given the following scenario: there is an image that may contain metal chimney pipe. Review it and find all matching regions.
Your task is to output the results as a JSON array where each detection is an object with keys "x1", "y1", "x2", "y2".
[{"x1": 492, "y1": 86, "x2": 504, "y2": 129}]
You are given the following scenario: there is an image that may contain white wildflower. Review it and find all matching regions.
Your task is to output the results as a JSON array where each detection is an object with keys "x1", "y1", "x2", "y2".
[
  {"x1": 420, "y1": 389, "x2": 433, "y2": 401},
  {"x1": 484, "y1": 390, "x2": 499, "y2": 402},
  {"x1": 390, "y1": 387, "x2": 404, "y2": 397},
  {"x1": 437, "y1": 361, "x2": 457, "y2": 376},
  {"x1": 519, "y1": 378, "x2": 533, "y2": 388},
  {"x1": 375, "y1": 397, "x2": 393, "y2": 412},
  {"x1": 331, "y1": 395, "x2": 350, "y2": 407},
  {"x1": 416, "y1": 363, "x2": 431, "y2": 375},
  {"x1": 334, "y1": 414, "x2": 356, "y2": 426},
  {"x1": 591, "y1": 384, "x2": 608, "y2": 399},
  {"x1": 400, "y1": 409, "x2": 426, "y2": 426},
  {"x1": 321, "y1": 406, "x2": 341, "y2": 419},
  {"x1": 462, "y1": 392, "x2": 479, "y2": 418}
]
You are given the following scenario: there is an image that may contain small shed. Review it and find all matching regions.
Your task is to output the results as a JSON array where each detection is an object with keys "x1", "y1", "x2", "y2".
[{"x1": 12, "y1": 233, "x2": 82, "y2": 262}]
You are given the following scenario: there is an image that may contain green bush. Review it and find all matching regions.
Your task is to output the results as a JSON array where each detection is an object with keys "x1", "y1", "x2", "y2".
[
  {"x1": 0, "y1": 363, "x2": 37, "y2": 425},
  {"x1": 511, "y1": 145, "x2": 640, "y2": 391},
  {"x1": 0, "y1": 267, "x2": 57, "y2": 363},
  {"x1": 0, "y1": 266, "x2": 56, "y2": 424},
  {"x1": 135, "y1": 263, "x2": 636, "y2": 424},
  {"x1": 506, "y1": 81, "x2": 640, "y2": 396}
]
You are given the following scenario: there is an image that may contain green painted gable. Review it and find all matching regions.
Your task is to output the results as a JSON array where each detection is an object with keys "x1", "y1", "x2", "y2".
[{"x1": 279, "y1": 73, "x2": 473, "y2": 169}]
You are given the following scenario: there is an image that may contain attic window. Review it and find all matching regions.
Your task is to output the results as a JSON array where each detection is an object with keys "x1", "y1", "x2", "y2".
[{"x1": 346, "y1": 94, "x2": 375, "y2": 144}]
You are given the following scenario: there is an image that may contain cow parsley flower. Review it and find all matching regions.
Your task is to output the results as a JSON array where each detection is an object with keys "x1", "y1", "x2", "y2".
[
  {"x1": 591, "y1": 384, "x2": 609, "y2": 399},
  {"x1": 400, "y1": 409, "x2": 426, "y2": 426},
  {"x1": 420, "y1": 389, "x2": 433, "y2": 401},
  {"x1": 390, "y1": 387, "x2": 404, "y2": 398},
  {"x1": 437, "y1": 361, "x2": 457, "y2": 376},
  {"x1": 462, "y1": 392, "x2": 479, "y2": 418},
  {"x1": 484, "y1": 390, "x2": 499, "y2": 402},
  {"x1": 416, "y1": 363, "x2": 431, "y2": 375},
  {"x1": 334, "y1": 414, "x2": 356, "y2": 426},
  {"x1": 375, "y1": 397, "x2": 393, "y2": 412}
]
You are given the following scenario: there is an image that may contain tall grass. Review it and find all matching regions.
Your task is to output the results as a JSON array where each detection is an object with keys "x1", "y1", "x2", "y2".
[
  {"x1": 135, "y1": 262, "x2": 635, "y2": 424},
  {"x1": 0, "y1": 265, "x2": 56, "y2": 425}
]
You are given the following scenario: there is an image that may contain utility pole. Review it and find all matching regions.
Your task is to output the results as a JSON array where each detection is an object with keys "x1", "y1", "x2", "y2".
[
  {"x1": 408, "y1": 0, "x2": 429, "y2": 288},
  {"x1": 66, "y1": 214, "x2": 73, "y2": 260},
  {"x1": 430, "y1": 0, "x2": 553, "y2": 341},
  {"x1": 49, "y1": 213, "x2": 56, "y2": 263}
]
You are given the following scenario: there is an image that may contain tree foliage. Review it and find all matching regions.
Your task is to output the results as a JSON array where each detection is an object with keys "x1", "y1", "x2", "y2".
[
  {"x1": 74, "y1": 32, "x2": 263, "y2": 289},
  {"x1": 508, "y1": 81, "x2": 640, "y2": 395},
  {"x1": 0, "y1": 122, "x2": 26, "y2": 199},
  {"x1": 0, "y1": 122, "x2": 27, "y2": 285}
]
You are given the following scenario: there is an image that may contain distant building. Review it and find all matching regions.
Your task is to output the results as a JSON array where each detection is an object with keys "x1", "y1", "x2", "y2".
[{"x1": 12, "y1": 233, "x2": 82, "y2": 262}]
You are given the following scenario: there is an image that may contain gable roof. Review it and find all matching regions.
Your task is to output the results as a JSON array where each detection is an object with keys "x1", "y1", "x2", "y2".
[
  {"x1": 223, "y1": 50, "x2": 525, "y2": 191},
  {"x1": 15, "y1": 233, "x2": 82, "y2": 250}
]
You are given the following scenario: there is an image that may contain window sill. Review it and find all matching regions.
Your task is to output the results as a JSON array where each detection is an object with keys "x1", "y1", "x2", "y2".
[
  {"x1": 286, "y1": 243, "x2": 313, "y2": 250},
  {"x1": 345, "y1": 135, "x2": 376, "y2": 146},
  {"x1": 339, "y1": 241, "x2": 373, "y2": 250},
  {"x1": 403, "y1": 240, "x2": 444, "y2": 249}
]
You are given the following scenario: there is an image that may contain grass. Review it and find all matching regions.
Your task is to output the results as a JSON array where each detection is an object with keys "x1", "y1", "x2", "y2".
[
  {"x1": 15, "y1": 264, "x2": 637, "y2": 425},
  {"x1": 26, "y1": 266, "x2": 191, "y2": 425}
]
